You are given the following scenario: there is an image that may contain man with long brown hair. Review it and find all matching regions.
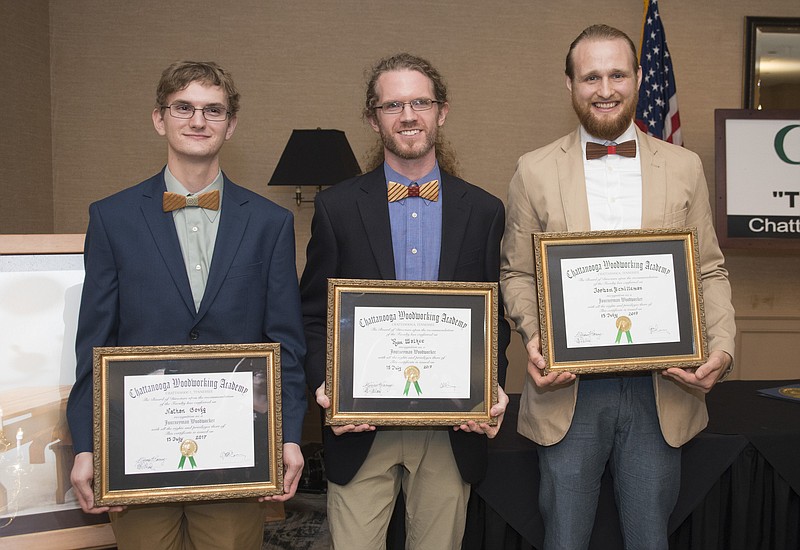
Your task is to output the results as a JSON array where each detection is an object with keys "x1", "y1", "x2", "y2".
[{"x1": 301, "y1": 52, "x2": 510, "y2": 549}]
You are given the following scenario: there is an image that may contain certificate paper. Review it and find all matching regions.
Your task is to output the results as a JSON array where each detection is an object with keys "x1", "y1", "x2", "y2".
[
  {"x1": 352, "y1": 306, "x2": 471, "y2": 398},
  {"x1": 124, "y1": 372, "x2": 255, "y2": 474},
  {"x1": 560, "y1": 254, "x2": 680, "y2": 348}
]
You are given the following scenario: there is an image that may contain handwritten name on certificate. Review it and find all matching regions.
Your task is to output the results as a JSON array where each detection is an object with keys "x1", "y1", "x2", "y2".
[
  {"x1": 560, "y1": 254, "x2": 680, "y2": 348},
  {"x1": 352, "y1": 306, "x2": 471, "y2": 399},
  {"x1": 124, "y1": 372, "x2": 255, "y2": 474}
]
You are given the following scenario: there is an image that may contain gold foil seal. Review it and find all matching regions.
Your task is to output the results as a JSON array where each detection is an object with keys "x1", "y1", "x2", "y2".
[
  {"x1": 404, "y1": 366, "x2": 420, "y2": 382},
  {"x1": 779, "y1": 387, "x2": 800, "y2": 399},
  {"x1": 616, "y1": 316, "x2": 632, "y2": 332},
  {"x1": 180, "y1": 439, "x2": 198, "y2": 457}
]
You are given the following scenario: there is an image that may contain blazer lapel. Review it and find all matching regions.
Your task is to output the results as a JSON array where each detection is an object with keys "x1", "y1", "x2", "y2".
[
  {"x1": 438, "y1": 174, "x2": 470, "y2": 281},
  {"x1": 557, "y1": 129, "x2": 592, "y2": 231},
  {"x1": 637, "y1": 128, "x2": 668, "y2": 229},
  {"x1": 198, "y1": 177, "x2": 249, "y2": 319},
  {"x1": 356, "y1": 168, "x2": 396, "y2": 280},
  {"x1": 139, "y1": 172, "x2": 196, "y2": 314}
]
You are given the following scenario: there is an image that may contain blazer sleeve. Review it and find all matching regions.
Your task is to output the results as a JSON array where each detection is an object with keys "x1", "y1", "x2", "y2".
[
  {"x1": 66, "y1": 203, "x2": 120, "y2": 454},
  {"x1": 500, "y1": 156, "x2": 543, "y2": 345},
  {"x1": 300, "y1": 195, "x2": 339, "y2": 391},
  {"x1": 263, "y1": 211, "x2": 307, "y2": 444},
  {"x1": 485, "y1": 197, "x2": 511, "y2": 387},
  {"x1": 685, "y1": 154, "x2": 736, "y2": 361}
]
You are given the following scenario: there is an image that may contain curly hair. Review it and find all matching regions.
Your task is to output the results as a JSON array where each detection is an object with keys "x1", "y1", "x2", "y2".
[{"x1": 361, "y1": 53, "x2": 460, "y2": 177}]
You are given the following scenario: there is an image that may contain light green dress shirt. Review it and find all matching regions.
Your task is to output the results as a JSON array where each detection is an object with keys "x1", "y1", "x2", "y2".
[{"x1": 164, "y1": 166, "x2": 223, "y2": 312}]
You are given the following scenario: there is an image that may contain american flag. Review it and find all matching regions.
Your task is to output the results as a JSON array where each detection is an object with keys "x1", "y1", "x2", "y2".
[{"x1": 635, "y1": 0, "x2": 682, "y2": 146}]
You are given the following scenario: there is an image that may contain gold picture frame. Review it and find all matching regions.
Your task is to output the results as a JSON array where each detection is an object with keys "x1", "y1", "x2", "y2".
[
  {"x1": 533, "y1": 229, "x2": 708, "y2": 374},
  {"x1": 743, "y1": 16, "x2": 800, "y2": 110},
  {"x1": 326, "y1": 279, "x2": 498, "y2": 426},
  {"x1": 93, "y1": 343, "x2": 283, "y2": 506}
]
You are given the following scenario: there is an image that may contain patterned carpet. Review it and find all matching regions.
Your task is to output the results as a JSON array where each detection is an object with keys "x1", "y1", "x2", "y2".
[{"x1": 262, "y1": 492, "x2": 330, "y2": 550}]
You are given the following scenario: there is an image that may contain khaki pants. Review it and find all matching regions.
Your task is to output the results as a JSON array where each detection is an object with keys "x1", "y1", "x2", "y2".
[
  {"x1": 109, "y1": 499, "x2": 266, "y2": 550},
  {"x1": 326, "y1": 429, "x2": 470, "y2": 550}
]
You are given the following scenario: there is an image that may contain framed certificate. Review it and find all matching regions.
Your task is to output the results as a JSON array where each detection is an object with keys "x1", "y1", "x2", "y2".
[
  {"x1": 533, "y1": 229, "x2": 708, "y2": 374},
  {"x1": 93, "y1": 343, "x2": 283, "y2": 506},
  {"x1": 326, "y1": 279, "x2": 498, "y2": 426}
]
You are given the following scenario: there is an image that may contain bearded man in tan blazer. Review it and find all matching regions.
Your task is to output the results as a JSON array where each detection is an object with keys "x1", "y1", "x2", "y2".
[{"x1": 500, "y1": 24, "x2": 735, "y2": 550}]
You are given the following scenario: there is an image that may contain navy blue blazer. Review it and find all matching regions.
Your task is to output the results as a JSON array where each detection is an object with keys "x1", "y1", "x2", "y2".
[
  {"x1": 300, "y1": 165, "x2": 510, "y2": 485},
  {"x1": 66, "y1": 169, "x2": 307, "y2": 454}
]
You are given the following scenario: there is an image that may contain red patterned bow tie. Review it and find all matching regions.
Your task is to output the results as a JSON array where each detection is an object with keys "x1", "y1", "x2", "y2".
[
  {"x1": 162, "y1": 190, "x2": 220, "y2": 212},
  {"x1": 387, "y1": 180, "x2": 439, "y2": 202},
  {"x1": 585, "y1": 140, "x2": 637, "y2": 160}
]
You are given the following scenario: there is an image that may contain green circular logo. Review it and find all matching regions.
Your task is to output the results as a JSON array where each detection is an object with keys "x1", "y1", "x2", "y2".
[{"x1": 774, "y1": 124, "x2": 800, "y2": 165}]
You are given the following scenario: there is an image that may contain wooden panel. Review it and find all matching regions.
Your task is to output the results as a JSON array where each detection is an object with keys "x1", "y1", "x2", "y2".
[
  {"x1": 0, "y1": 234, "x2": 84, "y2": 255},
  {"x1": 730, "y1": 315, "x2": 800, "y2": 380}
]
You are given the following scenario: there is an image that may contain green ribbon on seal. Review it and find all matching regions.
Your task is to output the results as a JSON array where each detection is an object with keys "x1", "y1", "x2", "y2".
[
  {"x1": 615, "y1": 316, "x2": 633, "y2": 344},
  {"x1": 403, "y1": 366, "x2": 422, "y2": 396},
  {"x1": 178, "y1": 439, "x2": 198, "y2": 469}
]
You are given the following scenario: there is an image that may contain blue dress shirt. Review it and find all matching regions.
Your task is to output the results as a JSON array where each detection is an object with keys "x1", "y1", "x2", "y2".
[{"x1": 384, "y1": 162, "x2": 443, "y2": 281}]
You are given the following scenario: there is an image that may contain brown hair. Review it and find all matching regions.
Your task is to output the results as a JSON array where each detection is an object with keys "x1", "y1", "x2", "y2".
[
  {"x1": 362, "y1": 53, "x2": 460, "y2": 176},
  {"x1": 156, "y1": 61, "x2": 240, "y2": 115},
  {"x1": 565, "y1": 24, "x2": 638, "y2": 80},
  {"x1": 363, "y1": 53, "x2": 448, "y2": 120}
]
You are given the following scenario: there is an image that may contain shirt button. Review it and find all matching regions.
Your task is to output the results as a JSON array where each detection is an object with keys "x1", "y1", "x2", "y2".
[
  {"x1": 192, "y1": 226, "x2": 199, "y2": 232},
  {"x1": 195, "y1": 264, "x2": 202, "y2": 271},
  {"x1": 411, "y1": 212, "x2": 418, "y2": 218},
  {"x1": 411, "y1": 248, "x2": 418, "y2": 255},
  {"x1": 189, "y1": 330, "x2": 199, "y2": 340}
]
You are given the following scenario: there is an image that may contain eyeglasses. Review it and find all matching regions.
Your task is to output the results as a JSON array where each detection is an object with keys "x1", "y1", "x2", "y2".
[
  {"x1": 373, "y1": 98, "x2": 442, "y2": 115},
  {"x1": 162, "y1": 103, "x2": 231, "y2": 121}
]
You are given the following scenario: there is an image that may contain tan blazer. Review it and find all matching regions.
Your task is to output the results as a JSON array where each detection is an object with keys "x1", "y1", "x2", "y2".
[{"x1": 500, "y1": 126, "x2": 736, "y2": 448}]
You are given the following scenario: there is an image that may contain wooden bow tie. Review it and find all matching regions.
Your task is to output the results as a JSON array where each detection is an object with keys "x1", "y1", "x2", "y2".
[
  {"x1": 387, "y1": 180, "x2": 439, "y2": 202},
  {"x1": 585, "y1": 140, "x2": 637, "y2": 160},
  {"x1": 162, "y1": 190, "x2": 220, "y2": 212}
]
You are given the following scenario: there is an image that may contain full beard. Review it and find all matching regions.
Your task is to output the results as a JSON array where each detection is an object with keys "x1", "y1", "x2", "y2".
[
  {"x1": 381, "y1": 124, "x2": 437, "y2": 161},
  {"x1": 573, "y1": 94, "x2": 637, "y2": 142}
]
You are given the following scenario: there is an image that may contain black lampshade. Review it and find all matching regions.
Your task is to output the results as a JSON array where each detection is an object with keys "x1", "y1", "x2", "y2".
[{"x1": 268, "y1": 129, "x2": 360, "y2": 188}]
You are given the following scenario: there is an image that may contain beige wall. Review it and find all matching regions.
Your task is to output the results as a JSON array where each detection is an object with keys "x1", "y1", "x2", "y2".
[
  {"x1": 4, "y1": 1, "x2": 800, "y2": 385},
  {"x1": 1, "y1": 0, "x2": 53, "y2": 233}
]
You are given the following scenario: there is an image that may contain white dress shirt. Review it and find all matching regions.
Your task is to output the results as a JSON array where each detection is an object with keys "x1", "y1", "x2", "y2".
[{"x1": 581, "y1": 123, "x2": 642, "y2": 230}]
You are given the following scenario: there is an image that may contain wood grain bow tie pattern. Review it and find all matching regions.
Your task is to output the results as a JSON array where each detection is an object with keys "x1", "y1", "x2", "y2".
[
  {"x1": 162, "y1": 190, "x2": 220, "y2": 212},
  {"x1": 387, "y1": 180, "x2": 439, "y2": 202},
  {"x1": 585, "y1": 140, "x2": 637, "y2": 160}
]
